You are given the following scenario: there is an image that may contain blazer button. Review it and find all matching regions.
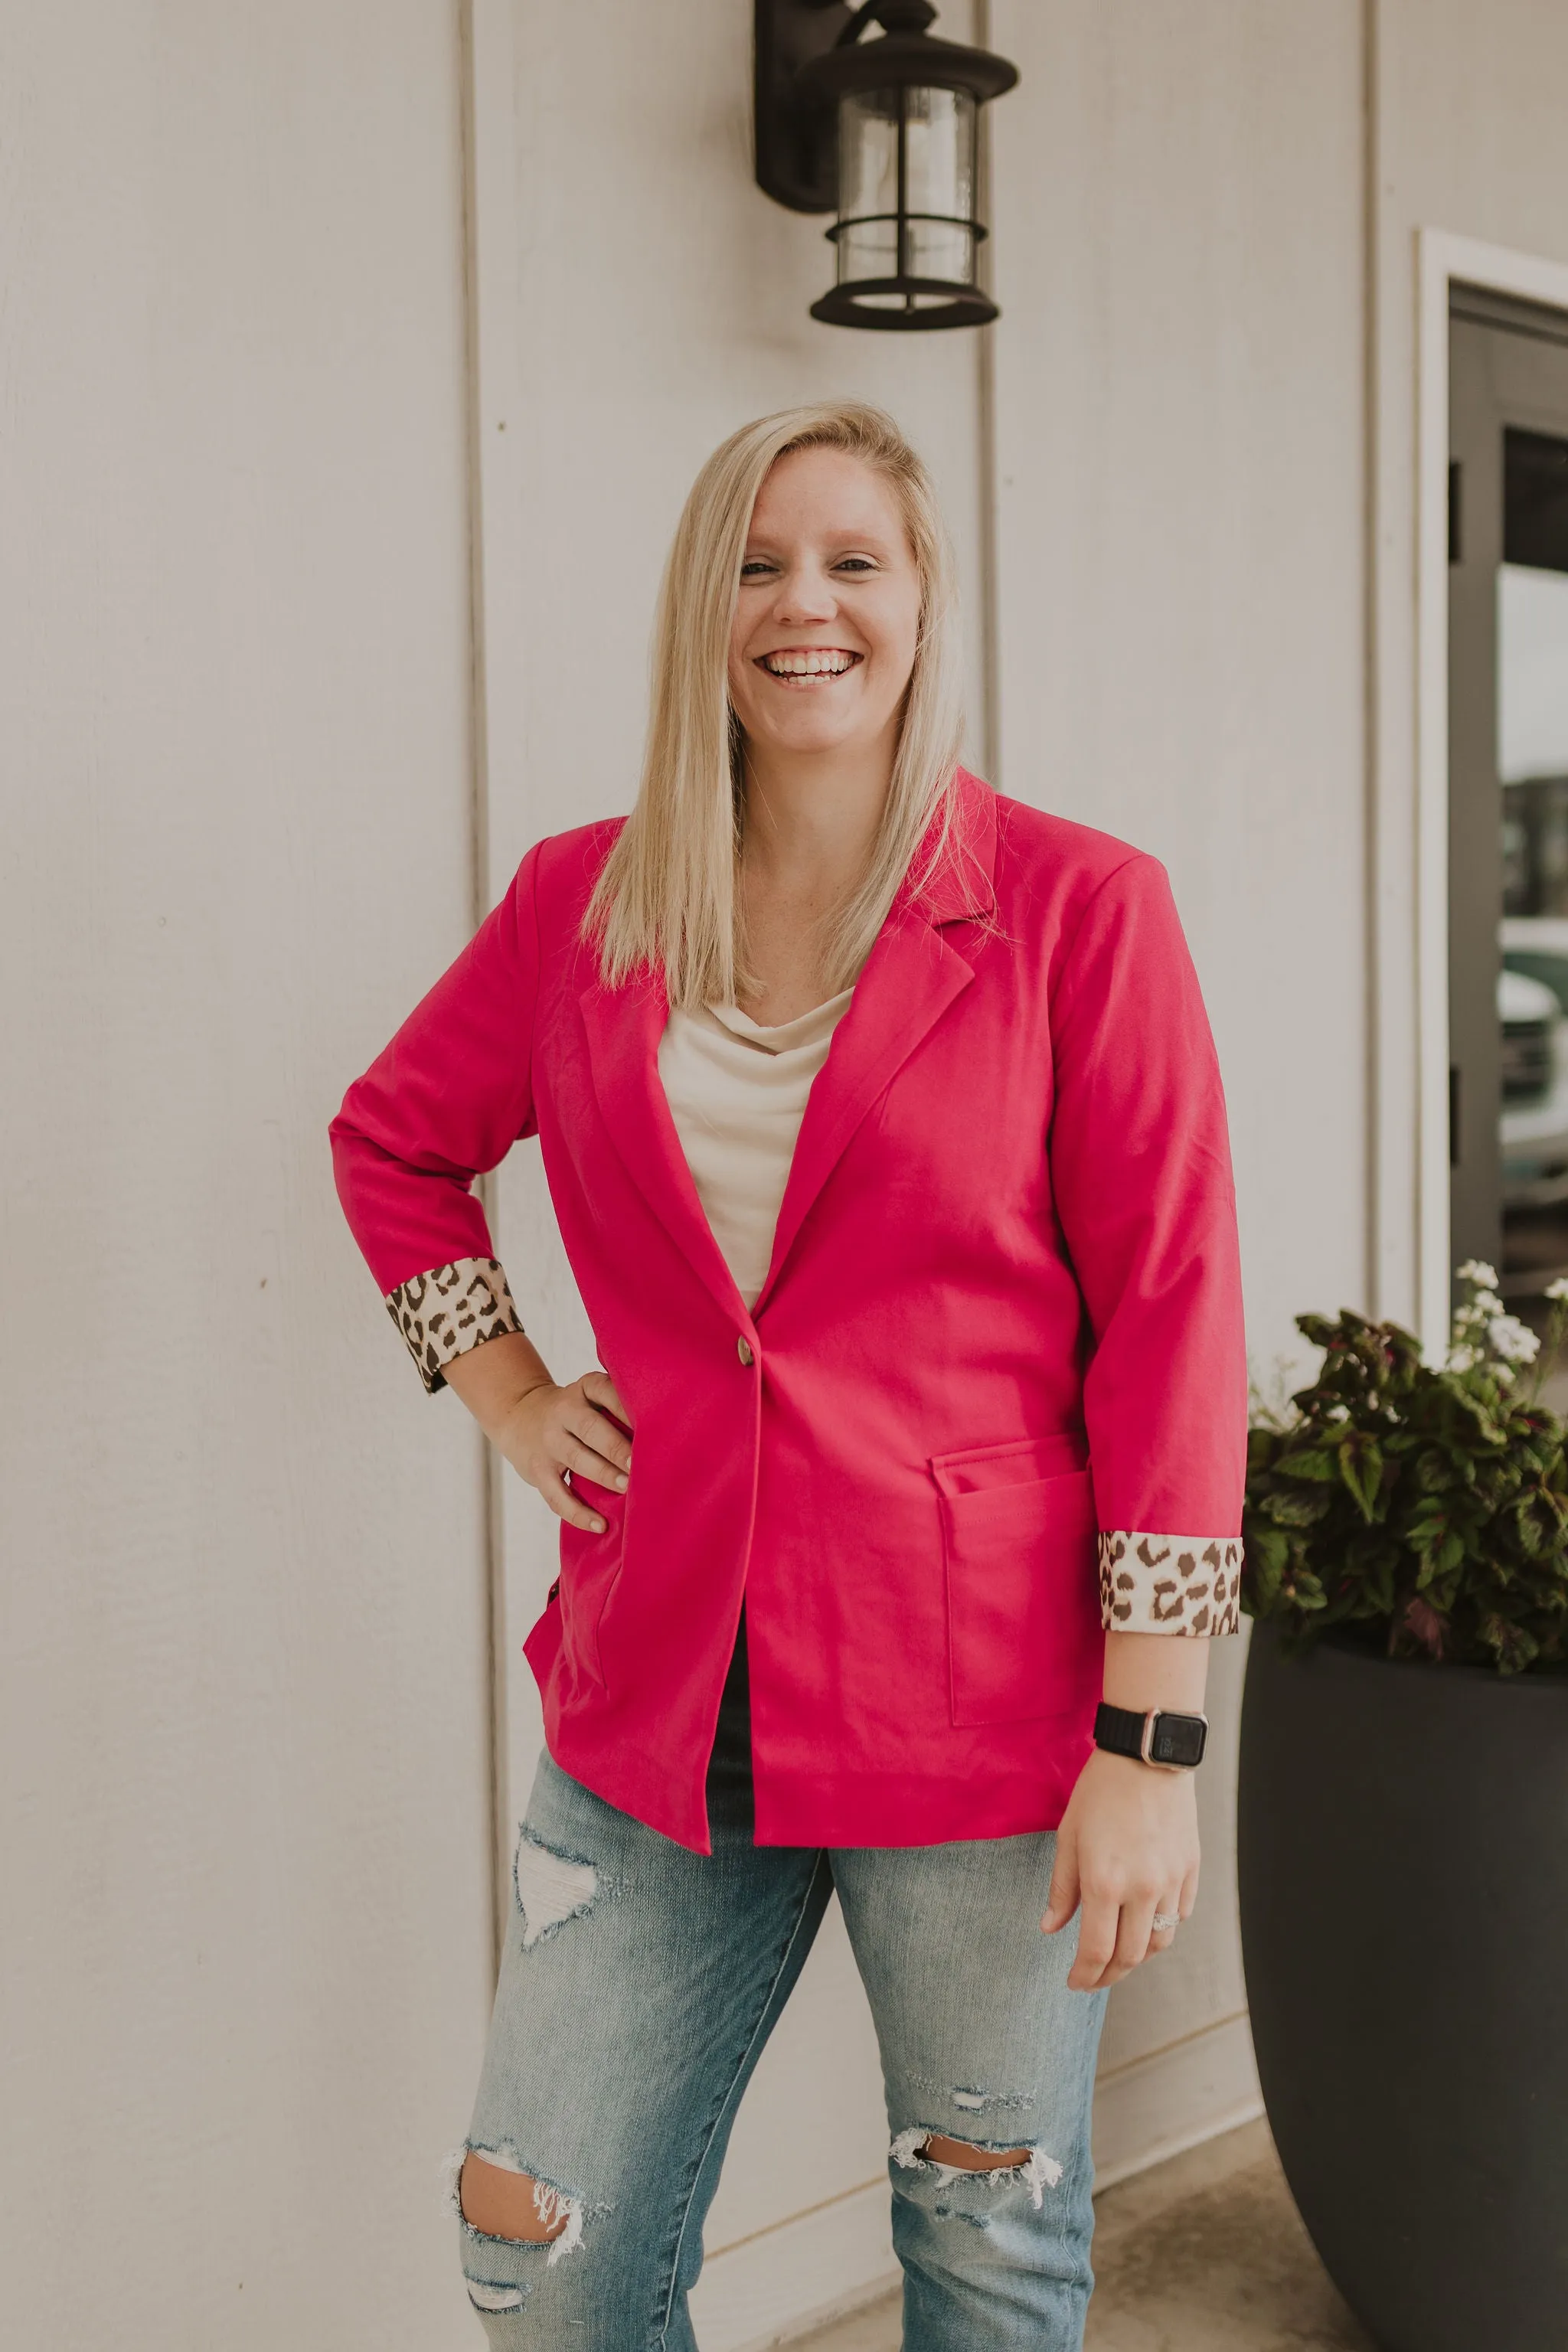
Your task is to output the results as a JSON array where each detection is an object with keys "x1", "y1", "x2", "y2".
[{"x1": 737, "y1": 1335, "x2": 754, "y2": 1367}]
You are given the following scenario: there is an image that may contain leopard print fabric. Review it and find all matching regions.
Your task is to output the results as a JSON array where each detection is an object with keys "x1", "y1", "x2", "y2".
[
  {"x1": 1097, "y1": 1533, "x2": 1243, "y2": 1636},
  {"x1": 386, "y1": 1257, "x2": 524, "y2": 1393}
]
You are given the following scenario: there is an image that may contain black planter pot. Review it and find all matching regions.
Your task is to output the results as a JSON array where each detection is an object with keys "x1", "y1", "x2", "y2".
[{"x1": 1238, "y1": 1620, "x2": 1568, "y2": 2352}]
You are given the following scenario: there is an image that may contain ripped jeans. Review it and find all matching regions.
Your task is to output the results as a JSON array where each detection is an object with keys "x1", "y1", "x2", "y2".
[{"x1": 452, "y1": 1739, "x2": 1107, "y2": 2349}]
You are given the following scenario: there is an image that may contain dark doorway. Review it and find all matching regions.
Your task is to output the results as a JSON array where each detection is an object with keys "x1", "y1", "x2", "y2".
[{"x1": 1449, "y1": 292, "x2": 1568, "y2": 1302}]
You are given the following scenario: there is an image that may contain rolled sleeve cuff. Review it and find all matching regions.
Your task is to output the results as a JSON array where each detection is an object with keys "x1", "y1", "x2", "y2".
[
  {"x1": 1098, "y1": 1534, "x2": 1243, "y2": 1635},
  {"x1": 385, "y1": 1257, "x2": 524, "y2": 1393}
]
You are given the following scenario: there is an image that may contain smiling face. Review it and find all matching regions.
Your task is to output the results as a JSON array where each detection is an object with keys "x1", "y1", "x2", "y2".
[{"x1": 727, "y1": 444, "x2": 923, "y2": 773}]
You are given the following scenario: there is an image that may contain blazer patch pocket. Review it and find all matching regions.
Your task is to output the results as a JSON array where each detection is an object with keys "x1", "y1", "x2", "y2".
[{"x1": 933, "y1": 1444, "x2": 1100, "y2": 1727}]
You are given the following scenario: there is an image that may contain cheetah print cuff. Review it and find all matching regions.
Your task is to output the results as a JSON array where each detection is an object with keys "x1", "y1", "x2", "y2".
[
  {"x1": 385, "y1": 1257, "x2": 524, "y2": 1394},
  {"x1": 1098, "y1": 1533, "x2": 1243, "y2": 1636}
]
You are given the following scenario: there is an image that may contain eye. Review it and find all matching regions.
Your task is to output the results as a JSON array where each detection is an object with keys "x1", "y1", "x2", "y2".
[
  {"x1": 739, "y1": 558, "x2": 776, "y2": 580},
  {"x1": 835, "y1": 556, "x2": 878, "y2": 573}
]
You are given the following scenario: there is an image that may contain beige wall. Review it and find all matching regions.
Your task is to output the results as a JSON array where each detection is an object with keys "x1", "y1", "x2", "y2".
[{"x1": 0, "y1": 6, "x2": 493, "y2": 2347}]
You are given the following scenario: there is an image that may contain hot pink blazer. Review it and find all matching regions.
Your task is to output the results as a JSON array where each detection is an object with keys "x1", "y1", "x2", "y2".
[{"x1": 331, "y1": 773, "x2": 1246, "y2": 1852}]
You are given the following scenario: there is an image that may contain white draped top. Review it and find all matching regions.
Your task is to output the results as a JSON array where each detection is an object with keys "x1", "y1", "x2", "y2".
[{"x1": 657, "y1": 989, "x2": 854, "y2": 1311}]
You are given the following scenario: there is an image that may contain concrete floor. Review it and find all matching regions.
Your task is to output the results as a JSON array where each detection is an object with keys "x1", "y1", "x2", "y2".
[{"x1": 795, "y1": 2120, "x2": 1376, "y2": 2352}]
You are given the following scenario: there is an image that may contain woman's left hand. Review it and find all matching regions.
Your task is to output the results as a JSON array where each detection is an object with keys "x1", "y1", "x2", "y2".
[{"x1": 1040, "y1": 1747, "x2": 1200, "y2": 1991}]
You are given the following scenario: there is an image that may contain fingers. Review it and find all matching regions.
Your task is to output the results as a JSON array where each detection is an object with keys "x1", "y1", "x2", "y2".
[
  {"x1": 1072, "y1": 1878, "x2": 1197, "y2": 1989},
  {"x1": 1147, "y1": 1891, "x2": 1182, "y2": 1957},
  {"x1": 565, "y1": 1378, "x2": 632, "y2": 1482},
  {"x1": 514, "y1": 1372, "x2": 633, "y2": 1530},
  {"x1": 1040, "y1": 1824, "x2": 1080, "y2": 1936},
  {"x1": 535, "y1": 1464, "x2": 608, "y2": 1534},
  {"x1": 557, "y1": 1424, "x2": 629, "y2": 1491},
  {"x1": 1110, "y1": 1893, "x2": 1161, "y2": 1978},
  {"x1": 580, "y1": 1370, "x2": 632, "y2": 1437},
  {"x1": 1067, "y1": 1884, "x2": 1122, "y2": 1991}
]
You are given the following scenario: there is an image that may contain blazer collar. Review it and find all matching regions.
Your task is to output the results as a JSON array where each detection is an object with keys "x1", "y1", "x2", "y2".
[{"x1": 576, "y1": 771, "x2": 999, "y2": 1327}]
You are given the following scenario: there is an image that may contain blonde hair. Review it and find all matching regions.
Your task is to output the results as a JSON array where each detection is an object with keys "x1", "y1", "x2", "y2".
[{"x1": 583, "y1": 401, "x2": 966, "y2": 1008}]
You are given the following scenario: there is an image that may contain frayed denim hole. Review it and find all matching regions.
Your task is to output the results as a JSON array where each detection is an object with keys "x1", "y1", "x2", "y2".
[
  {"x1": 890, "y1": 2127, "x2": 1064, "y2": 2210},
  {"x1": 440, "y1": 2144, "x2": 469, "y2": 2216},
  {"x1": 512, "y1": 1827, "x2": 600, "y2": 1950},
  {"x1": 467, "y1": 2278, "x2": 530, "y2": 2312},
  {"x1": 452, "y1": 2141, "x2": 594, "y2": 2269},
  {"x1": 459, "y1": 2211, "x2": 538, "y2": 2252},
  {"x1": 910, "y1": 2076, "x2": 1037, "y2": 2117}
]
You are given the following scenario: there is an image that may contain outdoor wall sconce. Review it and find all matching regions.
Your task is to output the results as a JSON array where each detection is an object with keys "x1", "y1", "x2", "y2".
[{"x1": 754, "y1": 0, "x2": 1018, "y2": 329}]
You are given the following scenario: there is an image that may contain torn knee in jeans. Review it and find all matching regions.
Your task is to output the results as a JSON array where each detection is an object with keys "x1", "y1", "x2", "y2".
[
  {"x1": 920, "y1": 2132, "x2": 1031, "y2": 2171},
  {"x1": 891, "y1": 2125, "x2": 1065, "y2": 2209},
  {"x1": 445, "y1": 2145, "x2": 586, "y2": 2266}
]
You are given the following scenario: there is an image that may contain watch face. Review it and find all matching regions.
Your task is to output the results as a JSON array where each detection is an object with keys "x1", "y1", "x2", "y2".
[{"x1": 1151, "y1": 1713, "x2": 1207, "y2": 1769}]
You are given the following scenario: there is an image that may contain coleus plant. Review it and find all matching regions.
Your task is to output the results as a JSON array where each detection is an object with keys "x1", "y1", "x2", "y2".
[{"x1": 1243, "y1": 1265, "x2": 1568, "y2": 1674}]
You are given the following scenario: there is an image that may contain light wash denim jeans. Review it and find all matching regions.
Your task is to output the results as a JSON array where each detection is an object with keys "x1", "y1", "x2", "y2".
[{"x1": 452, "y1": 1741, "x2": 1107, "y2": 2350}]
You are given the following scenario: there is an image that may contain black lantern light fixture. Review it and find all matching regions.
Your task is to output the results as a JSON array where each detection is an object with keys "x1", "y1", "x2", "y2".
[{"x1": 755, "y1": 0, "x2": 1019, "y2": 330}]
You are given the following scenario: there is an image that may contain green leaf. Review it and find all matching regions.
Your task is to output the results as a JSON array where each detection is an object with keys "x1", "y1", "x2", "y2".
[
  {"x1": 1277, "y1": 1449, "x2": 1340, "y2": 1483},
  {"x1": 1338, "y1": 1433, "x2": 1384, "y2": 1522},
  {"x1": 1262, "y1": 1488, "x2": 1331, "y2": 1528}
]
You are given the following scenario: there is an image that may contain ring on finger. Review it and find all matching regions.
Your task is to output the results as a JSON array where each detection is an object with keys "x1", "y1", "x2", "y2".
[{"x1": 1152, "y1": 1909, "x2": 1181, "y2": 1933}]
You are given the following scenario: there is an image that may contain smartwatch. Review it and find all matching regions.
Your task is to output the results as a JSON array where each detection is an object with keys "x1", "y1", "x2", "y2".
[{"x1": 1093, "y1": 1701, "x2": 1208, "y2": 1772}]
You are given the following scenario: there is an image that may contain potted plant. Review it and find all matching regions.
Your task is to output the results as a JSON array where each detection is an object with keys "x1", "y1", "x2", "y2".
[{"x1": 1237, "y1": 1266, "x2": 1568, "y2": 2352}]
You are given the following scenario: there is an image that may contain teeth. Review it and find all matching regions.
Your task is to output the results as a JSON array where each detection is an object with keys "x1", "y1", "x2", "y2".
[{"x1": 762, "y1": 649, "x2": 856, "y2": 677}]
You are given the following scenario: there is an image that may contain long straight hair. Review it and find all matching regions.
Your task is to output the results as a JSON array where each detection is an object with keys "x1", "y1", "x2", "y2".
[{"x1": 583, "y1": 402, "x2": 967, "y2": 1008}]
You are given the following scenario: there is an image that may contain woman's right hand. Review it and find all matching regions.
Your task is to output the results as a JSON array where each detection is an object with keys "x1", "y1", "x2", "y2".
[
  {"x1": 443, "y1": 1334, "x2": 632, "y2": 1533},
  {"x1": 495, "y1": 1370, "x2": 633, "y2": 1533}
]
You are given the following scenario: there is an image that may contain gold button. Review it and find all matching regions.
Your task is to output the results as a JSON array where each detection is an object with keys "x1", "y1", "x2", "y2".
[{"x1": 737, "y1": 1335, "x2": 754, "y2": 1367}]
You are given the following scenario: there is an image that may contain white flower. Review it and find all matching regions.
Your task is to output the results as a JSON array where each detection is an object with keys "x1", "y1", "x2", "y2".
[
  {"x1": 1546, "y1": 1276, "x2": 1568, "y2": 1303},
  {"x1": 1456, "y1": 1259, "x2": 1499, "y2": 1289},
  {"x1": 1487, "y1": 1313, "x2": 1540, "y2": 1364},
  {"x1": 1446, "y1": 1343, "x2": 1480, "y2": 1372}
]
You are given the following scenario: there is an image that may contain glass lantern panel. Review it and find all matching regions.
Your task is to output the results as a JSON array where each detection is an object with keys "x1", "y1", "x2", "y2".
[
  {"x1": 836, "y1": 89, "x2": 900, "y2": 299},
  {"x1": 906, "y1": 218, "x2": 976, "y2": 289},
  {"x1": 837, "y1": 210, "x2": 900, "y2": 295},
  {"x1": 838, "y1": 87, "x2": 900, "y2": 231},
  {"x1": 903, "y1": 83, "x2": 975, "y2": 238}
]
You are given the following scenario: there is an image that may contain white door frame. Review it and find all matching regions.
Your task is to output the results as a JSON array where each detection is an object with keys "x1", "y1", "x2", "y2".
[{"x1": 1410, "y1": 231, "x2": 1568, "y2": 1351}]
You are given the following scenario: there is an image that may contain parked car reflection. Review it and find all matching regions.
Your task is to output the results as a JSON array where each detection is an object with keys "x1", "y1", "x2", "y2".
[{"x1": 1500, "y1": 921, "x2": 1568, "y2": 1293}]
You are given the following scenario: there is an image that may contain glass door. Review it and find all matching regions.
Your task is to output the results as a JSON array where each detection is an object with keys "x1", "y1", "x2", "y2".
[{"x1": 1449, "y1": 296, "x2": 1568, "y2": 1321}]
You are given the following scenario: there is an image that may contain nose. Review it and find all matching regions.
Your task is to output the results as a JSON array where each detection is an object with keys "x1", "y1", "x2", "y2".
[{"x1": 771, "y1": 562, "x2": 838, "y2": 626}]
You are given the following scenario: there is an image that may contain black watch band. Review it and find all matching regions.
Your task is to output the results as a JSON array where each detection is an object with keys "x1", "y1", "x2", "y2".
[{"x1": 1094, "y1": 1700, "x2": 1208, "y2": 1772}]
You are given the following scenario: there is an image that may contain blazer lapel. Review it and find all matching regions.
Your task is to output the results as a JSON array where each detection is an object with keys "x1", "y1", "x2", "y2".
[
  {"x1": 577, "y1": 968, "x2": 748, "y2": 1324},
  {"x1": 751, "y1": 920, "x2": 974, "y2": 1318},
  {"x1": 573, "y1": 773, "x2": 999, "y2": 1328},
  {"x1": 752, "y1": 773, "x2": 999, "y2": 1319}
]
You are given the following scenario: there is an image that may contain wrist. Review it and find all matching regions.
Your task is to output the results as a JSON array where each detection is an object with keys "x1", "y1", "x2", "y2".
[
  {"x1": 495, "y1": 1372, "x2": 559, "y2": 1434},
  {"x1": 1102, "y1": 1628, "x2": 1210, "y2": 1717},
  {"x1": 1093, "y1": 1699, "x2": 1209, "y2": 1772}
]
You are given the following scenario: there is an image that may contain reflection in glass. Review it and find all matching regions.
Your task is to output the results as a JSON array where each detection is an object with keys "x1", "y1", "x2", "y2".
[
  {"x1": 836, "y1": 90, "x2": 900, "y2": 299},
  {"x1": 1498, "y1": 558, "x2": 1568, "y2": 1295},
  {"x1": 903, "y1": 87, "x2": 975, "y2": 290}
]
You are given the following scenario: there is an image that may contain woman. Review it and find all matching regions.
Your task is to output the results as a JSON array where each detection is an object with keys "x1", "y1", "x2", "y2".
[{"x1": 330, "y1": 401, "x2": 1246, "y2": 2347}]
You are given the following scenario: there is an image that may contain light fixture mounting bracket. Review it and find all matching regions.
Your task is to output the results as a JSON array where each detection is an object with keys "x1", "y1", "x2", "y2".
[{"x1": 753, "y1": 0, "x2": 854, "y2": 214}]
